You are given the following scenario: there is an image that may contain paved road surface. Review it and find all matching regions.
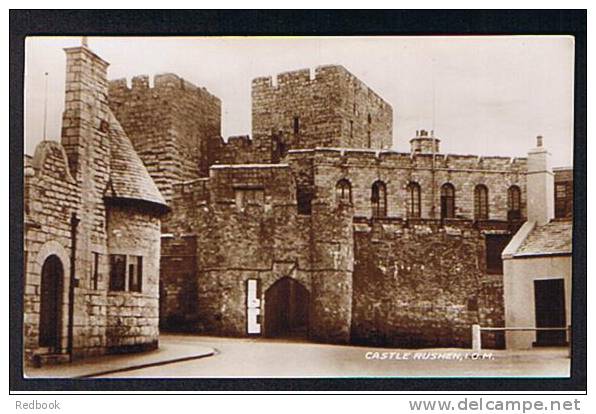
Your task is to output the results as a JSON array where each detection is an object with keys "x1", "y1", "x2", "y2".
[{"x1": 97, "y1": 334, "x2": 570, "y2": 378}]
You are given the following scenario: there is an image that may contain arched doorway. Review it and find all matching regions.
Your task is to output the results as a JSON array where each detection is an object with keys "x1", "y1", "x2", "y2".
[
  {"x1": 265, "y1": 277, "x2": 309, "y2": 338},
  {"x1": 39, "y1": 255, "x2": 63, "y2": 349}
]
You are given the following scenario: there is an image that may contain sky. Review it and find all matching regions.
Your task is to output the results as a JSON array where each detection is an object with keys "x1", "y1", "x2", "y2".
[{"x1": 24, "y1": 36, "x2": 574, "y2": 168}]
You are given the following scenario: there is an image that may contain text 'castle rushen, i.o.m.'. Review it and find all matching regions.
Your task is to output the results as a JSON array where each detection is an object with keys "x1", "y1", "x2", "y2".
[{"x1": 23, "y1": 41, "x2": 573, "y2": 365}]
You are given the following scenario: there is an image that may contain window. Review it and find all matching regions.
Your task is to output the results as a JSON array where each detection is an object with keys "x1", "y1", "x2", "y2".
[
  {"x1": 109, "y1": 254, "x2": 143, "y2": 292},
  {"x1": 371, "y1": 180, "x2": 387, "y2": 218},
  {"x1": 297, "y1": 186, "x2": 313, "y2": 215},
  {"x1": 440, "y1": 183, "x2": 455, "y2": 219},
  {"x1": 349, "y1": 120, "x2": 353, "y2": 139},
  {"x1": 271, "y1": 134, "x2": 287, "y2": 164},
  {"x1": 474, "y1": 184, "x2": 489, "y2": 220},
  {"x1": 555, "y1": 181, "x2": 573, "y2": 218},
  {"x1": 128, "y1": 256, "x2": 143, "y2": 293},
  {"x1": 407, "y1": 182, "x2": 421, "y2": 218},
  {"x1": 92, "y1": 252, "x2": 100, "y2": 290},
  {"x1": 336, "y1": 179, "x2": 352, "y2": 205},
  {"x1": 235, "y1": 187, "x2": 265, "y2": 210},
  {"x1": 507, "y1": 185, "x2": 522, "y2": 220},
  {"x1": 485, "y1": 234, "x2": 512, "y2": 275},
  {"x1": 293, "y1": 116, "x2": 300, "y2": 134},
  {"x1": 109, "y1": 254, "x2": 126, "y2": 291}
]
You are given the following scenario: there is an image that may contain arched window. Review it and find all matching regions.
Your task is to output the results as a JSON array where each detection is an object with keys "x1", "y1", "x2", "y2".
[
  {"x1": 336, "y1": 179, "x2": 352, "y2": 205},
  {"x1": 371, "y1": 180, "x2": 387, "y2": 218},
  {"x1": 407, "y1": 182, "x2": 421, "y2": 218},
  {"x1": 507, "y1": 185, "x2": 521, "y2": 220},
  {"x1": 474, "y1": 184, "x2": 489, "y2": 220},
  {"x1": 440, "y1": 183, "x2": 455, "y2": 219}
]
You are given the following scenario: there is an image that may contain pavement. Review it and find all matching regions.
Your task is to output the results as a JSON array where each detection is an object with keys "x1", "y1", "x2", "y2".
[
  {"x1": 24, "y1": 337, "x2": 216, "y2": 378},
  {"x1": 90, "y1": 334, "x2": 570, "y2": 378}
]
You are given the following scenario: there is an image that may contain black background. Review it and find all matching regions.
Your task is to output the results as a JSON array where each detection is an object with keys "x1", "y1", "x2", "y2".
[{"x1": 9, "y1": 9, "x2": 587, "y2": 393}]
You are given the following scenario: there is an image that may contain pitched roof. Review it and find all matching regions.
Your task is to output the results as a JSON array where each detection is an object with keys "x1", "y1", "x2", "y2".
[
  {"x1": 514, "y1": 219, "x2": 572, "y2": 257},
  {"x1": 105, "y1": 111, "x2": 168, "y2": 212}
]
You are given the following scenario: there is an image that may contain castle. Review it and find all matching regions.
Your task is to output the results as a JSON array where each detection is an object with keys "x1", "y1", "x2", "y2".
[
  {"x1": 24, "y1": 42, "x2": 573, "y2": 365},
  {"x1": 109, "y1": 53, "x2": 540, "y2": 349}
]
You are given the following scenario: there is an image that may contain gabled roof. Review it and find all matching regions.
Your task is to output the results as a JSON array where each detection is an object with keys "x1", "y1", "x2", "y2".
[
  {"x1": 105, "y1": 111, "x2": 168, "y2": 212},
  {"x1": 514, "y1": 219, "x2": 572, "y2": 257}
]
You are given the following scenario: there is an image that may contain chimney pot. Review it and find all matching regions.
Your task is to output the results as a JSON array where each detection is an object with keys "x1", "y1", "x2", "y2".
[{"x1": 536, "y1": 135, "x2": 543, "y2": 147}]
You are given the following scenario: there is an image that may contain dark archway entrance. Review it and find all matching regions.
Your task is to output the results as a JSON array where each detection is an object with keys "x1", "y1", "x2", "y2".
[
  {"x1": 265, "y1": 277, "x2": 309, "y2": 338},
  {"x1": 39, "y1": 255, "x2": 63, "y2": 349}
]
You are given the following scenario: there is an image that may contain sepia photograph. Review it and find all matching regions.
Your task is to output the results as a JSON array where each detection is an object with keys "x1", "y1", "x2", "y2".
[
  {"x1": 20, "y1": 34, "x2": 575, "y2": 379},
  {"x1": 10, "y1": 10, "x2": 586, "y2": 395}
]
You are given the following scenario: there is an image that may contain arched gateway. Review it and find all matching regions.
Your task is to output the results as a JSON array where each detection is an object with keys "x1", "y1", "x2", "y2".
[
  {"x1": 264, "y1": 277, "x2": 310, "y2": 339},
  {"x1": 39, "y1": 255, "x2": 64, "y2": 349}
]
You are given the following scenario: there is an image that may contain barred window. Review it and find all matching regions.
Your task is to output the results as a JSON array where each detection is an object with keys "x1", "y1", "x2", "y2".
[
  {"x1": 407, "y1": 182, "x2": 421, "y2": 218},
  {"x1": 235, "y1": 187, "x2": 265, "y2": 209},
  {"x1": 555, "y1": 182, "x2": 573, "y2": 218},
  {"x1": 371, "y1": 180, "x2": 387, "y2": 218},
  {"x1": 109, "y1": 254, "x2": 126, "y2": 292},
  {"x1": 507, "y1": 185, "x2": 522, "y2": 220},
  {"x1": 474, "y1": 185, "x2": 489, "y2": 220},
  {"x1": 110, "y1": 254, "x2": 143, "y2": 293},
  {"x1": 128, "y1": 256, "x2": 143, "y2": 293},
  {"x1": 336, "y1": 179, "x2": 352, "y2": 205},
  {"x1": 440, "y1": 183, "x2": 455, "y2": 219}
]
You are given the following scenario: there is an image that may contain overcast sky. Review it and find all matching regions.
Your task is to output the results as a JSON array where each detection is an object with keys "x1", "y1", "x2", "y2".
[{"x1": 24, "y1": 36, "x2": 574, "y2": 167}]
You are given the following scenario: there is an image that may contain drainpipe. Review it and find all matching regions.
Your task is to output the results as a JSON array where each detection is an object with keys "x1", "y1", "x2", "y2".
[
  {"x1": 67, "y1": 212, "x2": 79, "y2": 361},
  {"x1": 431, "y1": 132, "x2": 436, "y2": 219}
]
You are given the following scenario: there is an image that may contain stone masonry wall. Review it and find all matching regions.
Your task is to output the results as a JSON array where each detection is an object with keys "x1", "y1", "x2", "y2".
[
  {"x1": 109, "y1": 74, "x2": 221, "y2": 202},
  {"x1": 290, "y1": 149, "x2": 527, "y2": 221},
  {"x1": 251, "y1": 66, "x2": 392, "y2": 163},
  {"x1": 160, "y1": 235, "x2": 198, "y2": 330},
  {"x1": 162, "y1": 164, "x2": 354, "y2": 343},
  {"x1": 105, "y1": 205, "x2": 161, "y2": 351},
  {"x1": 24, "y1": 45, "x2": 165, "y2": 365},
  {"x1": 352, "y1": 219, "x2": 501, "y2": 348},
  {"x1": 23, "y1": 142, "x2": 80, "y2": 362}
]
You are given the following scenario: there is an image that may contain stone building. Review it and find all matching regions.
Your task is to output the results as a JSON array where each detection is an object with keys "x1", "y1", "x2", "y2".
[
  {"x1": 23, "y1": 44, "x2": 168, "y2": 365},
  {"x1": 105, "y1": 62, "x2": 563, "y2": 349},
  {"x1": 502, "y1": 140, "x2": 572, "y2": 349}
]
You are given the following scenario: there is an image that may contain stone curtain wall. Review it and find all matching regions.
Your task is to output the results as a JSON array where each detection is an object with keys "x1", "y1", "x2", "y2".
[
  {"x1": 109, "y1": 74, "x2": 221, "y2": 202},
  {"x1": 161, "y1": 164, "x2": 354, "y2": 343},
  {"x1": 23, "y1": 142, "x2": 80, "y2": 362},
  {"x1": 160, "y1": 235, "x2": 198, "y2": 330},
  {"x1": 290, "y1": 149, "x2": 527, "y2": 221},
  {"x1": 352, "y1": 219, "x2": 494, "y2": 348},
  {"x1": 251, "y1": 66, "x2": 392, "y2": 163}
]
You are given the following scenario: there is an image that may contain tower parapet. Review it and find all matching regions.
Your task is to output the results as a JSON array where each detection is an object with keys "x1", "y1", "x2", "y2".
[
  {"x1": 108, "y1": 73, "x2": 222, "y2": 203},
  {"x1": 410, "y1": 129, "x2": 440, "y2": 154},
  {"x1": 251, "y1": 65, "x2": 393, "y2": 163}
]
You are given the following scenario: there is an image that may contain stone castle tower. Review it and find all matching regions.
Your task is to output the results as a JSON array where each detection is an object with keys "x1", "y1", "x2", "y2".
[{"x1": 107, "y1": 63, "x2": 530, "y2": 349}]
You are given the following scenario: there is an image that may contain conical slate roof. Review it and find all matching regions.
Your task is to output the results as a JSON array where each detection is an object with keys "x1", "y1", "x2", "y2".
[{"x1": 105, "y1": 111, "x2": 168, "y2": 212}]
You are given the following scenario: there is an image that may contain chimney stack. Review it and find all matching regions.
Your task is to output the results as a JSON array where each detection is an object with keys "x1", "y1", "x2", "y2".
[{"x1": 526, "y1": 135, "x2": 554, "y2": 225}]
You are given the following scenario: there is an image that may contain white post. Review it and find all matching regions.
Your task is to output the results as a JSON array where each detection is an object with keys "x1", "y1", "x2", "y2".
[{"x1": 472, "y1": 324, "x2": 481, "y2": 352}]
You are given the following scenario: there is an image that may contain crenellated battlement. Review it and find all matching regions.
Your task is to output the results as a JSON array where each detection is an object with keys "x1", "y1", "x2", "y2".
[
  {"x1": 252, "y1": 65, "x2": 336, "y2": 89},
  {"x1": 109, "y1": 73, "x2": 220, "y2": 103},
  {"x1": 287, "y1": 147, "x2": 527, "y2": 172},
  {"x1": 252, "y1": 64, "x2": 388, "y2": 107}
]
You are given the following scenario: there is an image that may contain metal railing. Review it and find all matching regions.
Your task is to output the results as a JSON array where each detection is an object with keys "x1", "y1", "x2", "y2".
[{"x1": 471, "y1": 324, "x2": 571, "y2": 357}]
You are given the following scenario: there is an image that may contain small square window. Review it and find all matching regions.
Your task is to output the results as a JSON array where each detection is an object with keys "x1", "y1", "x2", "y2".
[
  {"x1": 109, "y1": 254, "x2": 126, "y2": 291},
  {"x1": 129, "y1": 256, "x2": 143, "y2": 293}
]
